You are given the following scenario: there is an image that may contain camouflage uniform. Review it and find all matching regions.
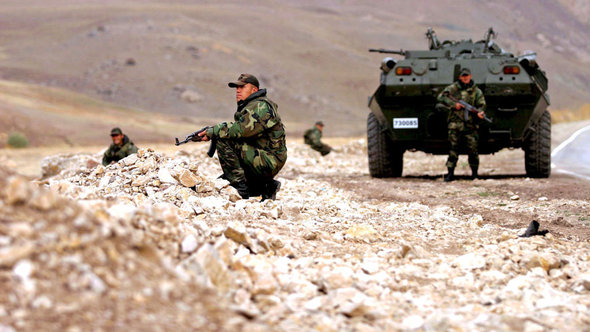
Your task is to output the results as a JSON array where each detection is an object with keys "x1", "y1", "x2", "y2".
[
  {"x1": 304, "y1": 127, "x2": 331, "y2": 156},
  {"x1": 102, "y1": 135, "x2": 138, "y2": 166},
  {"x1": 205, "y1": 89, "x2": 287, "y2": 191},
  {"x1": 437, "y1": 80, "x2": 486, "y2": 169}
]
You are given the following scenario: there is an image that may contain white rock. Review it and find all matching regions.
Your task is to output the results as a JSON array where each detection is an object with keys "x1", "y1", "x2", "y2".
[
  {"x1": 107, "y1": 203, "x2": 137, "y2": 221},
  {"x1": 158, "y1": 168, "x2": 178, "y2": 184},
  {"x1": 0, "y1": 324, "x2": 16, "y2": 332},
  {"x1": 88, "y1": 272, "x2": 107, "y2": 293},
  {"x1": 192, "y1": 244, "x2": 235, "y2": 293},
  {"x1": 98, "y1": 175, "x2": 112, "y2": 188},
  {"x1": 303, "y1": 296, "x2": 324, "y2": 311},
  {"x1": 361, "y1": 256, "x2": 381, "y2": 274},
  {"x1": 318, "y1": 266, "x2": 354, "y2": 290},
  {"x1": 538, "y1": 196, "x2": 548, "y2": 201},
  {"x1": 213, "y1": 178, "x2": 230, "y2": 190},
  {"x1": 452, "y1": 253, "x2": 486, "y2": 271},
  {"x1": 402, "y1": 315, "x2": 425, "y2": 329},
  {"x1": 0, "y1": 236, "x2": 10, "y2": 247},
  {"x1": 178, "y1": 170, "x2": 199, "y2": 187},
  {"x1": 573, "y1": 273, "x2": 590, "y2": 291},
  {"x1": 235, "y1": 254, "x2": 278, "y2": 295},
  {"x1": 198, "y1": 196, "x2": 228, "y2": 211},
  {"x1": 31, "y1": 296, "x2": 53, "y2": 309},
  {"x1": 181, "y1": 234, "x2": 199, "y2": 253},
  {"x1": 344, "y1": 224, "x2": 378, "y2": 242},
  {"x1": 510, "y1": 195, "x2": 520, "y2": 200},
  {"x1": 5, "y1": 177, "x2": 31, "y2": 205},
  {"x1": 13, "y1": 260, "x2": 33, "y2": 280},
  {"x1": 120, "y1": 153, "x2": 138, "y2": 166}
]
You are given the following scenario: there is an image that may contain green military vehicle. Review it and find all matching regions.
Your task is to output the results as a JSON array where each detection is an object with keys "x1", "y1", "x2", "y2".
[{"x1": 367, "y1": 28, "x2": 550, "y2": 178}]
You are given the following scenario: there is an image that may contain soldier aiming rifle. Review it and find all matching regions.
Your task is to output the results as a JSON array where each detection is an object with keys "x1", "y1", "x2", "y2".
[{"x1": 176, "y1": 73, "x2": 287, "y2": 201}]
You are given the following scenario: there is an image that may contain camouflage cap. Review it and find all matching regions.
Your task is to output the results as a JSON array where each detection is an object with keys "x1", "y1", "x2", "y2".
[
  {"x1": 459, "y1": 68, "x2": 471, "y2": 76},
  {"x1": 315, "y1": 121, "x2": 325, "y2": 126},
  {"x1": 228, "y1": 73, "x2": 259, "y2": 88},
  {"x1": 110, "y1": 127, "x2": 123, "y2": 135}
]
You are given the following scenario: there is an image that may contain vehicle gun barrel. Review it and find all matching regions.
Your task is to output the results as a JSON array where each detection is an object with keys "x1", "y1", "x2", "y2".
[{"x1": 368, "y1": 48, "x2": 406, "y2": 55}]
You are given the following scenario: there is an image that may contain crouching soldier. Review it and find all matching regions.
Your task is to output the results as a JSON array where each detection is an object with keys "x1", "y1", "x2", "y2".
[
  {"x1": 102, "y1": 127, "x2": 138, "y2": 166},
  {"x1": 196, "y1": 74, "x2": 287, "y2": 200},
  {"x1": 304, "y1": 121, "x2": 331, "y2": 156}
]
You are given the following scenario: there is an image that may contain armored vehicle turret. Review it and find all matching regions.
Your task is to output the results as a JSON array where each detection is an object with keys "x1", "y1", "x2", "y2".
[{"x1": 367, "y1": 28, "x2": 550, "y2": 178}]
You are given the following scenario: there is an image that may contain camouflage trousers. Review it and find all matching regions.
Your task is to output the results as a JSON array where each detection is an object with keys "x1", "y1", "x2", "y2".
[
  {"x1": 446, "y1": 127, "x2": 479, "y2": 169},
  {"x1": 309, "y1": 143, "x2": 332, "y2": 156},
  {"x1": 216, "y1": 139, "x2": 286, "y2": 187}
]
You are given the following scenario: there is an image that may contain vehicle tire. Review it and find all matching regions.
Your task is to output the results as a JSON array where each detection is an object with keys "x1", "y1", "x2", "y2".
[
  {"x1": 367, "y1": 112, "x2": 403, "y2": 177},
  {"x1": 524, "y1": 110, "x2": 551, "y2": 178}
]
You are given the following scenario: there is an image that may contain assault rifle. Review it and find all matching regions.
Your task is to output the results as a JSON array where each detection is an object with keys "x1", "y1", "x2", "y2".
[
  {"x1": 175, "y1": 126, "x2": 217, "y2": 157},
  {"x1": 443, "y1": 93, "x2": 493, "y2": 123}
]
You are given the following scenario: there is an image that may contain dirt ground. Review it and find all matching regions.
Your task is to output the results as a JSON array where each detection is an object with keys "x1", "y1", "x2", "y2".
[
  {"x1": 1, "y1": 135, "x2": 589, "y2": 243},
  {"x1": 2, "y1": 134, "x2": 589, "y2": 330},
  {"x1": 321, "y1": 161, "x2": 590, "y2": 241}
]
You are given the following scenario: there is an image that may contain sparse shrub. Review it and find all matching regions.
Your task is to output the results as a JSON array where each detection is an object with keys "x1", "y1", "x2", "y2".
[{"x1": 7, "y1": 132, "x2": 29, "y2": 148}]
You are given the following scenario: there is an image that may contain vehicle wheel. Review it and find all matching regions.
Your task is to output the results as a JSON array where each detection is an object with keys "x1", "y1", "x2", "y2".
[
  {"x1": 524, "y1": 110, "x2": 551, "y2": 178},
  {"x1": 367, "y1": 112, "x2": 403, "y2": 177}
]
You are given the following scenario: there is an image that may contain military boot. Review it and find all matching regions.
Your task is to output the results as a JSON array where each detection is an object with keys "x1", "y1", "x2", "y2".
[
  {"x1": 444, "y1": 167, "x2": 455, "y2": 182},
  {"x1": 470, "y1": 166, "x2": 478, "y2": 180},
  {"x1": 261, "y1": 180, "x2": 281, "y2": 201},
  {"x1": 231, "y1": 181, "x2": 250, "y2": 199}
]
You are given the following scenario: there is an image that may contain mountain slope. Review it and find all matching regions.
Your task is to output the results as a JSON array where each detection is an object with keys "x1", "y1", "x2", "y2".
[{"x1": 0, "y1": 0, "x2": 588, "y2": 137}]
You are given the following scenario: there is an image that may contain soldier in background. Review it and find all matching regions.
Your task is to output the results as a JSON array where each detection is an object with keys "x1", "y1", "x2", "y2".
[
  {"x1": 437, "y1": 68, "x2": 486, "y2": 181},
  {"x1": 196, "y1": 74, "x2": 287, "y2": 200},
  {"x1": 102, "y1": 127, "x2": 138, "y2": 166},
  {"x1": 304, "y1": 121, "x2": 332, "y2": 156}
]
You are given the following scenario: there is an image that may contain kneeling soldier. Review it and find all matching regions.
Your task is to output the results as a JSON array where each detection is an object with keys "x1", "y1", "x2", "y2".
[
  {"x1": 196, "y1": 74, "x2": 287, "y2": 200},
  {"x1": 102, "y1": 127, "x2": 138, "y2": 166},
  {"x1": 304, "y1": 121, "x2": 332, "y2": 156}
]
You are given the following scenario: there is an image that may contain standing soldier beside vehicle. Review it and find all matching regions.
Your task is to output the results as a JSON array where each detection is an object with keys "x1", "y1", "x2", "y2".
[
  {"x1": 102, "y1": 127, "x2": 138, "y2": 166},
  {"x1": 437, "y1": 68, "x2": 486, "y2": 181},
  {"x1": 304, "y1": 121, "x2": 332, "y2": 156}
]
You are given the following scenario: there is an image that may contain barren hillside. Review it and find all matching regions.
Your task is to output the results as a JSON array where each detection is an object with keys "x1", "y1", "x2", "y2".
[{"x1": 0, "y1": 0, "x2": 589, "y2": 139}]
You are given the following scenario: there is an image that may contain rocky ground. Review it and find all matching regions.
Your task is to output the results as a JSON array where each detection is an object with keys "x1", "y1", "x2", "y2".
[{"x1": 1, "y1": 140, "x2": 589, "y2": 331}]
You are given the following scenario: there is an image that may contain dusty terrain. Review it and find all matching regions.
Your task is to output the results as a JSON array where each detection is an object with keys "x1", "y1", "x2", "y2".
[
  {"x1": 1, "y1": 130, "x2": 589, "y2": 331},
  {"x1": 1, "y1": 1, "x2": 589, "y2": 330}
]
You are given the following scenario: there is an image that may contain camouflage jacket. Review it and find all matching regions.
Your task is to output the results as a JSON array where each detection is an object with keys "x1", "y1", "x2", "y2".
[
  {"x1": 303, "y1": 127, "x2": 323, "y2": 149},
  {"x1": 206, "y1": 89, "x2": 287, "y2": 163},
  {"x1": 437, "y1": 80, "x2": 486, "y2": 129},
  {"x1": 102, "y1": 135, "x2": 138, "y2": 166}
]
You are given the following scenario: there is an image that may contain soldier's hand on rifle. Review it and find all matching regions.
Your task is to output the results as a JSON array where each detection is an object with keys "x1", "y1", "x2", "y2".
[
  {"x1": 197, "y1": 130, "x2": 210, "y2": 141},
  {"x1": 455, "y1": 103, "x2": 464, "y2": 110},
  {"x1": 477, "y1": 111, "x2": 485, "y2": 119}
]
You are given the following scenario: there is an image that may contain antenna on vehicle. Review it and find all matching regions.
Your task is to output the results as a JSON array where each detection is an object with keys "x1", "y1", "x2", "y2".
[{"x1": 484, "y1": 27, "x2": 497, "y2": 46}]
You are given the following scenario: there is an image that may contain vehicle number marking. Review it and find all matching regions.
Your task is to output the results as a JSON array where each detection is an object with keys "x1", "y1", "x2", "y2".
[{"x1": 393, "y1": 118, "x2": 418, "y2": 129}]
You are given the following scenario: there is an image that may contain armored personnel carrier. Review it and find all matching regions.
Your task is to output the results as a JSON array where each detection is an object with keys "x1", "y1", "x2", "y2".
[{"x1": 367, "y1": 28, "x2": 550, "y2": 178}]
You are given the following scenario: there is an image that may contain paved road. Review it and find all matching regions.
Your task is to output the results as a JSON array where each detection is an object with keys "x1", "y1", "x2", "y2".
[{"x1": 552, "y1": 125, "x2": 590, "y2": 181}]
